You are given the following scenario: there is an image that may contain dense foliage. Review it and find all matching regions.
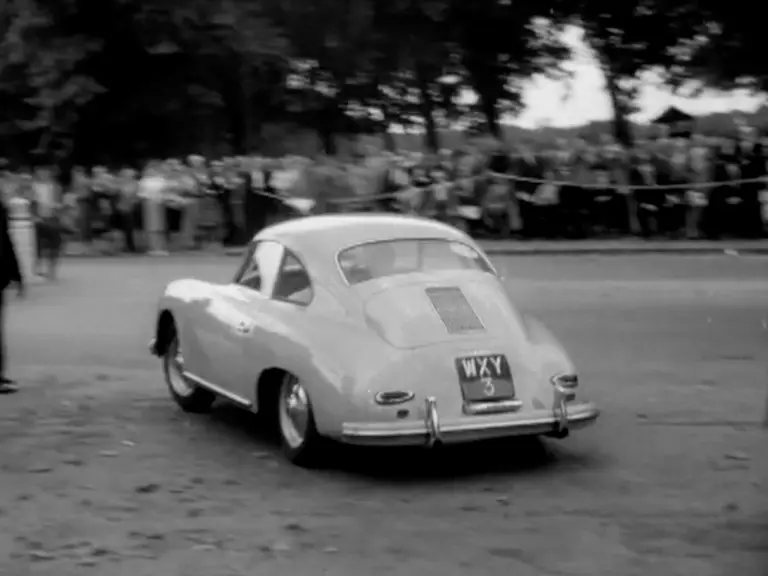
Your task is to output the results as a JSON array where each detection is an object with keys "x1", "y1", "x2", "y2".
[{"x1": 0, "y1": 0, "x2": 760, "y2": 165}]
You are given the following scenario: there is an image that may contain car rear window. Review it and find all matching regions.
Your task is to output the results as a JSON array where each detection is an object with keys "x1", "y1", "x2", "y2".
[{"x1": 338, "y1": 239, "x2": 494, "y2": 285}]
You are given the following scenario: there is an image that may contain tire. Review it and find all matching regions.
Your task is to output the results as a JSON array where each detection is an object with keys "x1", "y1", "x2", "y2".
[
  {"x1": 163, "y1": 328, "x2": 215, "y2": 413},
  {"x1": 277, "y1": 373, "x2": 323, "y2": 466}
]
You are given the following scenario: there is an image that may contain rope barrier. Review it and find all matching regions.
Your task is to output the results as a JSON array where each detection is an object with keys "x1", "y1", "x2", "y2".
[
  {"x1": 257, "y1": 171, "x2": 768, "y2": 208},
  {"x1": 328, "y1": 191, "x2": 403, "y2": 204},
  {"x1": 489, "y1": 172, "x2": 768, "y2": 191},
  {"x1": 141, "y1": 170, "x2": 768, "y2": 211}
]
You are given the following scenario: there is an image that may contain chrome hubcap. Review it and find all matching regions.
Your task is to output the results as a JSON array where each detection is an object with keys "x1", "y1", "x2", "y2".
[
  {"x1": 279, "y1": 376, "x2": 310, "y2": 449},
  {"x1": 167, "y1": 340, "x2": 193, "y2": 397}
]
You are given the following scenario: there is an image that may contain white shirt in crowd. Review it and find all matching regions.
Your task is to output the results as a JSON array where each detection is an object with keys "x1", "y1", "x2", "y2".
[
  {"x1": 33, "y1": 181, "x2": 56, "y2": 218},
  {"x1": 272, "y1": 169, "x2": 300, "y2": 191},
  {"x1": 138, "y1": 175, "x2": 167, "y2": 201}
]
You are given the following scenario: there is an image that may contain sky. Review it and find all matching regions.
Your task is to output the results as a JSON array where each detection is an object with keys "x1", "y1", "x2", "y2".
[{"x1": 511, "y1": 26, "x2": 766, "y2": 129}]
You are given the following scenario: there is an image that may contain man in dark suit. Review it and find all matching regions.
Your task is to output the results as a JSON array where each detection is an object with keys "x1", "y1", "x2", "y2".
[{"x1": 0, "y1": 196, "x2": 23, "y2": 393}]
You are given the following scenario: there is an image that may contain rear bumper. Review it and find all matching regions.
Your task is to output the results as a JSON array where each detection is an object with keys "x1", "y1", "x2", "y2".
[{"x1": 340, "y1": 400, "x2": 599, "y2": 447}]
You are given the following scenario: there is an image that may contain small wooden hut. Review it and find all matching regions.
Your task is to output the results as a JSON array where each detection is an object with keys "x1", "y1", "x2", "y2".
[{"x1": 651, "y1": 106, "x2": 695, "y2": 138}]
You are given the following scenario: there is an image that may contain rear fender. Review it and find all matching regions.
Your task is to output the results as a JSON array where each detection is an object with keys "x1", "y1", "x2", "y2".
[
  {"x1": 253, "y1": 320, "x2": 397, "y2": 437},
  {"x1": 522, "y1": 314, "x2": 579, "y2": 404},
  {"x1": 523, "y1": 315, "x2": 576, "y2": 373}
]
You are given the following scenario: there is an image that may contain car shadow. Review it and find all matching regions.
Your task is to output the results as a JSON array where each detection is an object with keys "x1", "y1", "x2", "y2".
[
  {"x1": 325, "y1": 438, "x2": 604, "y2": 483},
  {"x1": 202, "y1": 401, "x2": 602, "y2": 483}
]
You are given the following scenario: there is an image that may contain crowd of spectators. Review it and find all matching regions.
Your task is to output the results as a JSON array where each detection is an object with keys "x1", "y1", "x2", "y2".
[{"x1": 1, "y1": 132, "x2": 767, "y2": 257}]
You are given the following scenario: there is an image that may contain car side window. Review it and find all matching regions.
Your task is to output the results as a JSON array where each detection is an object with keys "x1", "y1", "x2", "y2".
[
  {"x1": 273, "y1": 251, "x2": 313, "y2": 306},
  {"x1": 236, "y1": 241, "x2": 284, "y2": 296}
]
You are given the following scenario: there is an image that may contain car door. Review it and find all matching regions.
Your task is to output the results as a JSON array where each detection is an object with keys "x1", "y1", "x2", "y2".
[
  {"x1": 225, "y1": 246, "x2": 315, "y2": 405},
  {"x1": 193, "y1": 240, "x2": 284, "y2": 401}
]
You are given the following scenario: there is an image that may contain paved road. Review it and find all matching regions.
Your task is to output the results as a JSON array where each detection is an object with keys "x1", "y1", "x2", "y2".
[{"x1": 1, "y1": 254, "x2": 766, "y2": 576}]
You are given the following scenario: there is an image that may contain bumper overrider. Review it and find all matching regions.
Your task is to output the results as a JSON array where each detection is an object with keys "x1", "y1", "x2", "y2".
[{"x1": 341, "y1": 397, "x2": 599, "y2": 447}]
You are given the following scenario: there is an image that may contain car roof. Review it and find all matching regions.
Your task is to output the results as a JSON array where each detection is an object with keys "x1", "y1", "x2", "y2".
[{"x1": 255, "y1": 214, "x2": 470, "y2": 255}]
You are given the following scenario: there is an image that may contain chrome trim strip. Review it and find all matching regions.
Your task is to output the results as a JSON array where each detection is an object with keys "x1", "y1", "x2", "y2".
[
  {"x1": 183, "y1": 372, "x2": 253, "y2": 408},
  {"x1": 463, "y1": 399, "x2": 523, "y2": 415}
]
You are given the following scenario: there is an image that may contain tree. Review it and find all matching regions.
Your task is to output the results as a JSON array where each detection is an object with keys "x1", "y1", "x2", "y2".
[
  {"x1": 2, "y1": 0, "x2": 652, "y2": 162},
  {"x1": 75, "y1": 0, "x2": 288, "y2": 160},
  {"x1": 349, "y1": 0, "x2": 568, "y2": 150},
  {"x1": 260, "y1": 0, "x2": 385, "y2": 153},
  {"x1": 0, "y1": 0, "x2": 102, "y2": 162},
  {"x1": 364, "y1": 0, "x2": 458, "y2": 151},
  {"x1": 573, "y1": 0, "x2": 703, "y2": 146},
  {"x1": 0, "y1": 0, "x2": 290, "y2": 164},
  {"x1": 665, "y1": 0, "x2": 768, "y2": 94},
  {"x1": 444, "y1": 0, "x2": 570, "y2": 139}
]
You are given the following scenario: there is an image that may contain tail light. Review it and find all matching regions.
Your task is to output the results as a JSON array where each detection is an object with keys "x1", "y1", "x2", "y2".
[
  {"x1": 374, "y1": 391, "x2": 415, "y2": 405},
  {"x1": 551, "y1": 374, "x2": 578, "y2": 398}
]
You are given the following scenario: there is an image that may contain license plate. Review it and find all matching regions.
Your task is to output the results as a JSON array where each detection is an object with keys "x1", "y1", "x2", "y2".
[{"x1": 454, "y1": 354, "x2": 514, "y2": 402}]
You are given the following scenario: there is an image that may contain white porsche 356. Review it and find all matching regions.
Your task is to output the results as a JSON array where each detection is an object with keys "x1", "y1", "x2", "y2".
[{"x1": 149, "y1": 214, "x2": 599, "y2": 466}]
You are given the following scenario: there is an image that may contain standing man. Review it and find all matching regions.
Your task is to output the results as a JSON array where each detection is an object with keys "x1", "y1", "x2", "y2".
[
  {"x1": 138, "y1": 162, "x2": 169, "y2": 256},
  {"x1": 0, "y1": 193, "x2": 23, "y2": 393},
  {"x1": 187, "y1": 155, "x2": 210, "y2": 249},
  {"x1": 487, "y1": 139, "x2": 523, "y2": 237},
  {"x1": 240, "y1": 157, "x2": 259, "y2": 240},
  {"x1": 115, "y1": 168, "x2": 139, "y2": 253},
  {"x1": 210, "y1": 160, "x2": 237, "y2": 246},
  {"x1": 32, "y1": 166, "x2": 63, "y2": 278}
]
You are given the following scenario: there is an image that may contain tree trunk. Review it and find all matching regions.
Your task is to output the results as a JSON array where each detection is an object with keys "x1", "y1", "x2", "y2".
[
  {"x1": 602, "y1": 67, "x2": 640, "y2": 234},
  {"x1": 319, "y1": 121, "x2": 337, "y2": 155},
  {"x1": 314, "y1": 93, "x2": 345, "y2": 156},
  {"x1": 479, "y1": 94, "x2": 500, "y2": 139},
  {"x1": 604, "y1": 69, "x2": 634, "y2": 148},
  {"x1": 463, "y1": 54, "x2": 502, "y2": 139},
  {"x1": 227, "y1": 104, "x2": 248, "y2": 154},
  {"x1": 383, "y1": 128, "x2": 396, "y2": 151},
  {"x1": 217, "y1": 54, "x2": 252, "y2": 155},
  {"x1": 415, "y1": 62, "x2": 439, "y2": 152},
  {"x1": 222, "y1": 84, "x2": 248, "y2": 154}
]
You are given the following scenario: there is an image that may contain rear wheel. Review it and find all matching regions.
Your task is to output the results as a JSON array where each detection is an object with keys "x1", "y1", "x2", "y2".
[
  {"x1": 277, "y1": 373, "x2": 323, "y2": 466},
  {"x1": 163, "y1": 328, "x2": 215, "y2": 413}
]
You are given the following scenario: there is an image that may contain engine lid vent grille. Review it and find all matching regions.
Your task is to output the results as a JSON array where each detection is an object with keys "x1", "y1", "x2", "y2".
[{"x1": 425, "y1": 286, "x2": 485, "y2": 334}]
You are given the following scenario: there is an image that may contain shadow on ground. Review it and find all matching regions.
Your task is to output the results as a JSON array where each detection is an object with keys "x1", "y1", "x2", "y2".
[{"x1": 201, "y1": 401, "x2": 604, "y2": 482}]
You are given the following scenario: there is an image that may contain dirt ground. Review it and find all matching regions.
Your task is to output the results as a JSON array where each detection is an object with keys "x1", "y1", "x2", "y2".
[{"x1": 0, "y1": 254, "x2": 766, "y2": 576}]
